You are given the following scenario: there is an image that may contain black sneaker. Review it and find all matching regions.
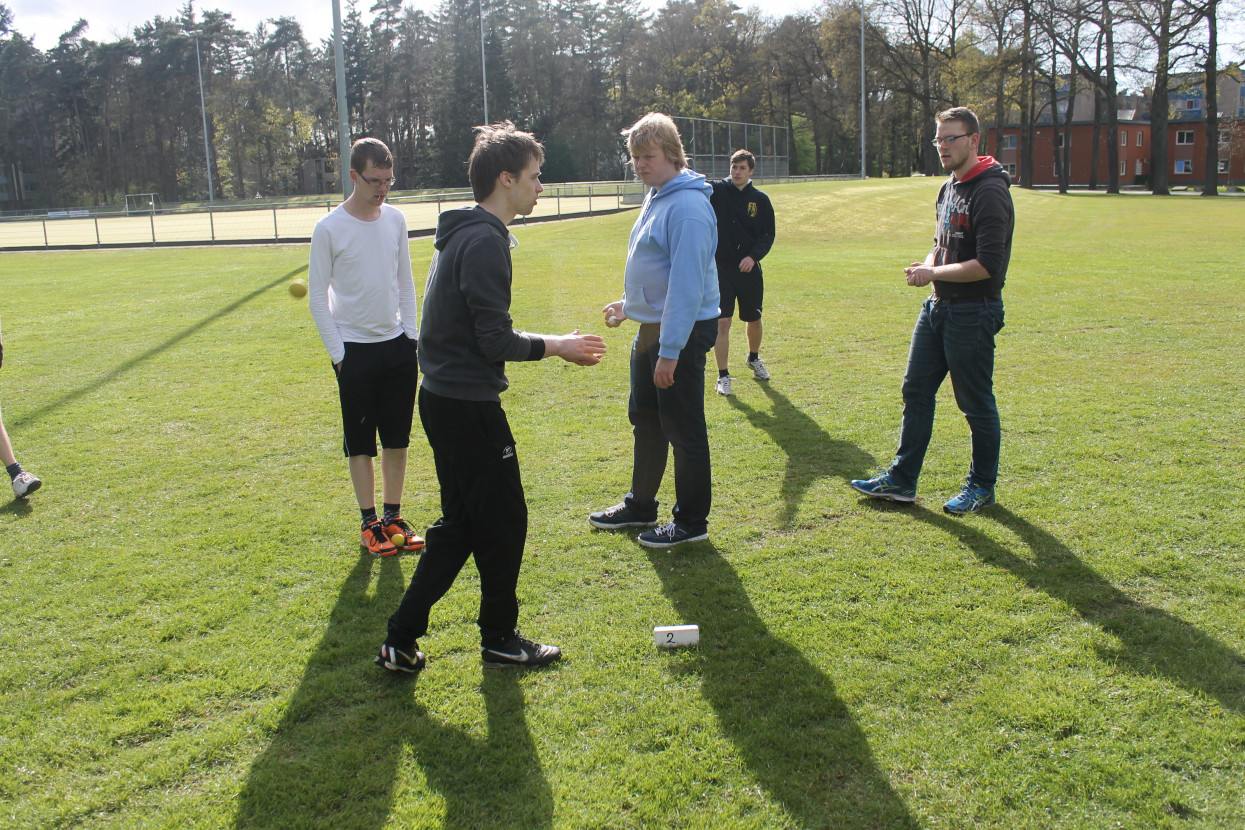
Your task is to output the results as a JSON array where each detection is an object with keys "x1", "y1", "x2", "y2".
[
  {"x1": 637, "y1": 521, "x2": 708, "y2": 549},
  {"x1": 480, "y1": 632, "x2": 562, "y2": 668},
  {"x1": 589, "y1": 501, "x2": 659, "y2": 529},
  {"x1": 375, "y1": 643, "x2": 426, "y2": 673}
]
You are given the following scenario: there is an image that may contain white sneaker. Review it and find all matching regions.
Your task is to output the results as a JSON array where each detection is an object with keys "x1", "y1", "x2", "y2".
[
  {"x1": 11, "y1": 470, "x2": 41, "y2": 498},
  {"x1": 746, "y1": 356, "x2": 771, "y2": 381},
  {"x1": 715, "y1": 375, "x2": 733, "y2": 396}
]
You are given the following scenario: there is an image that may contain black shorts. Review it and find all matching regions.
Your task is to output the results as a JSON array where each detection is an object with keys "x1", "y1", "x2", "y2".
[
  {"x1": 335, "y1": 334, "x2": 419, "y2": 457},
  {"x1": 716, "y1": 260, "x2": 764, "y2": 322}
]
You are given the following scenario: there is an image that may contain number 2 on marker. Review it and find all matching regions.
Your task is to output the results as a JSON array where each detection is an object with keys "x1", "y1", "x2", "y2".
[{"x1": 666, "y1": 632, "x2": 675, "y2": 644}]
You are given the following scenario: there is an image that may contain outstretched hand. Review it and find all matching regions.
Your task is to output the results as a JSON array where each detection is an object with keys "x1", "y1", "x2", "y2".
[{"x1": 551, "y1": 330, "x2": 607, "y2": 366}]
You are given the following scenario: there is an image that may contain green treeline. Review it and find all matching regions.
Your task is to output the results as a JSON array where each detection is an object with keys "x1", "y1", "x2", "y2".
[{"x1": 0, "y1": 0, "x2": 1230, "y2": 207}]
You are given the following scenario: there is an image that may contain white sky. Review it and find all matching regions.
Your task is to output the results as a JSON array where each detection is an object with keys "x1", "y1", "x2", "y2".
[{"x1": 7, "y1": 0, "x2": 821, "y2": 48}]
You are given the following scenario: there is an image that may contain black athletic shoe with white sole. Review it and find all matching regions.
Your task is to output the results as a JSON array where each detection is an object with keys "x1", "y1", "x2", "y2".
[
  {"x1": 637, "y1": 521, "x2": 708, "y2": 549},
  {"x1": 481, "y1": 632, "x2": 562, "y2": 668},
  {"x1": 589, "y1": 501, "x2": 659, "y2": 529},
  {"x1": 375, "y1": 643, "x2": 426, "y2": 673}
]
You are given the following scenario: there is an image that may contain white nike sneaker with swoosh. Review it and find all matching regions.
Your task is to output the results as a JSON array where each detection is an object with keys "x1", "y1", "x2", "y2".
[{"x1": 481, "y1": 632, "x2": 562, "y2": 668}]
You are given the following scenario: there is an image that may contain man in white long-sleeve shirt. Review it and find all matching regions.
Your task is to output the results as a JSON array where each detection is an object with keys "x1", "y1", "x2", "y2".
[{"x1": 309, "y1": 137, "x2": 424, "y2": 557}]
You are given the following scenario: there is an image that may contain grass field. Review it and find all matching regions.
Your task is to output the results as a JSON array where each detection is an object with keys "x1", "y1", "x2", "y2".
[{"x1": 0, "y1": 179, "x2": 1242, "y2": 829}]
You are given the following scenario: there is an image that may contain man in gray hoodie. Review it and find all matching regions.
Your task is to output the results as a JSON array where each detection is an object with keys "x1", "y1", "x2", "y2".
[{"x1": 376, "y1": 122, "x2": 606, "y2": 674}]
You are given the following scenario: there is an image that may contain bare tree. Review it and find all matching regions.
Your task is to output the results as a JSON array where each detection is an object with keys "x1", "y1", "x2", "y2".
[
  {"x1": 1121, "y1": 0, "x2": 1202, "y2": 194},
  {"x1": 1199, "y1": 0, "x2": 1220, "y2": 195}
]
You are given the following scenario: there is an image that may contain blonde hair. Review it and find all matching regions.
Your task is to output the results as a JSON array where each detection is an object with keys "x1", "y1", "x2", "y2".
[{"x1": 622, "y1": 113, "x2": 688, "y2": 169}]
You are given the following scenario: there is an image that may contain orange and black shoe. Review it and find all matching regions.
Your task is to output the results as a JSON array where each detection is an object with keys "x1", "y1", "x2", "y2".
[
  {"x1": 361, "y1": 519, "x2": 399, "y2": 557},
  {"x1": 382, "y1": 516, "x2": 426, "y2": 552}
]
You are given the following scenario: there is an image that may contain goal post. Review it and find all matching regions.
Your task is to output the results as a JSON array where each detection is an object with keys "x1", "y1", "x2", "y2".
[{"x1": 124, "y1": 193, "x2": 162, "y2": 216}]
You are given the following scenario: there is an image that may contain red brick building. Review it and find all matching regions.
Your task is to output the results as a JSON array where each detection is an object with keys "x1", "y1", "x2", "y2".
[{"x1": 985, "y1": 70, "x2": 1245, "y2": 188}]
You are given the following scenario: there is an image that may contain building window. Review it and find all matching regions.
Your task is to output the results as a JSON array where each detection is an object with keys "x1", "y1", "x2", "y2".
[
  {"x1": 1174, "y1": 159, "x2": 1193, "y2": 174},
  {"x1": 999, "y1": 134, "x2": 1017, "y2": 151},
  {"x1": 1176, "y1": 130, "x2": 1195, "y2": 145},
  {"x1": 1219, "y1": 131, "x2": 1231, "y2": 145},
  {"x1": 1121, "y1": 131, "x2": 1128, "y2": 146},
  {"x1": 1056, "y1": 132, "x2": 1068, "y2": 148},
  {"x1": 1003, "y1": 163, "x2": 1017, "y2": 177},
  {"x1": 1137, "y1": 132, "x2": 1144, "y2": 147},
  {"x1": 1185, "y1": 99, "x2": 1198, "y2": 110},
  {"x1": 1219, "y1": 159, "x2": 1229, "y2": 174},
  {"x1": 1135, "y1": 160, "x2": 1143, "y2": 175},
  {"x1": 1120, "y1": 160, "x2": 1127, "y2": 176}
]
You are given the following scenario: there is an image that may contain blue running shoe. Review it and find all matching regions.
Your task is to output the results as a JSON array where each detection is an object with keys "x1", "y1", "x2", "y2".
[
  {"x1": 943, "y1": 481, "x2": 995, "y2": 515},
  {"x1": 849, "y1": 471, "x2": 916, "y2": 503}
]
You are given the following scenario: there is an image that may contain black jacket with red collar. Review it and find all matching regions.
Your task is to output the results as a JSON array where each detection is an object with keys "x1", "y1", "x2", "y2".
[{"x1": 931, "y1": 156, "x2": 1014, "y2": 301}]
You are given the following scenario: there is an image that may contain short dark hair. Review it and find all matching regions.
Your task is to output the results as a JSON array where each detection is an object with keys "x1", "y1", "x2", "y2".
[
  {"x1": 467, "y1": 122, "x2": 545, "y2": 202},
  {"x1": 936, "y1": 106, "x2": 980, "y2": 137},
  {"x1": 730, "y1": 149, "x2": 755, "y2": 170},
  {"x1": 350, "y1": 137, "x2": 393, "y2": 174}
]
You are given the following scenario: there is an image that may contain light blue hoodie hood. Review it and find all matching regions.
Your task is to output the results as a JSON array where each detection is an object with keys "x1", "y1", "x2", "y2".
[{"x1": 622, "y1": 168, "x2": 721, "y2": 359}]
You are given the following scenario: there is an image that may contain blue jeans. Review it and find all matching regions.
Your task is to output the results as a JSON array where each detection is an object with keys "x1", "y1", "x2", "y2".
[
  {"x1": 626, "y1": 318, "x2": 718, "y2": 533},
  {"x1": 890, "y1": 296, "x2": 1004, "y2": 492}
]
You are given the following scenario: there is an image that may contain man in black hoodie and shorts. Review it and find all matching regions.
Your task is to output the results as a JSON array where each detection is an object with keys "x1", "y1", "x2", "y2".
[
  {"x1": 376, "y1": 122, "x2": 606, "y2": 674},
  {"x1": 710, "y1": 149, "x2": 775, "y2": 395},
  {"x1": 850, "y1": 107, "x2": 1014, "y2": 515}
]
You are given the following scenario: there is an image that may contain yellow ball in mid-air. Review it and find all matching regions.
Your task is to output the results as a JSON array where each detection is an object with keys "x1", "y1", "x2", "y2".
[{"x1": 289, "y1": 278, "x2": 308, "y2": 298}]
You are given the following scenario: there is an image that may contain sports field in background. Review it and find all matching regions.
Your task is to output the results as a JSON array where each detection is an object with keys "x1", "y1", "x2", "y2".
[
  {"x1": 0, "y1": 179, "x2": 1242, "y2": 828},
  {"x1": 0, "y1": 187, "x2": 641, "y2": 249}
]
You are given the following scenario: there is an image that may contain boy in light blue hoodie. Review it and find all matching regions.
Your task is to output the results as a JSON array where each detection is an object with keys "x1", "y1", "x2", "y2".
[{"x1": 593, "y1": 113, "x2": 721, "y2": 549}]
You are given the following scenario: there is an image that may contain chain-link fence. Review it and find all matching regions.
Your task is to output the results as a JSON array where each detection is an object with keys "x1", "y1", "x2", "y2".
[{"x1": 0, "y1": 181, "x2": 646, "y2": 251}]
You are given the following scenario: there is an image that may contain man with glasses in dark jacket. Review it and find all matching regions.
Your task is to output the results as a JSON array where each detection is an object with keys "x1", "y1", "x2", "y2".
[{"x1": 850, "y1": 106, "x2": 1014, "y2": 515}]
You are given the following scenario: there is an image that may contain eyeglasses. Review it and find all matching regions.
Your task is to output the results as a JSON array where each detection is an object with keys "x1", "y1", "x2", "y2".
[
  {"x1": 931, "y1": 134, "x2": 970, "y2": 149},
  {"x1": 359, "y1": 173, "x2": 396, "y2": 187}
]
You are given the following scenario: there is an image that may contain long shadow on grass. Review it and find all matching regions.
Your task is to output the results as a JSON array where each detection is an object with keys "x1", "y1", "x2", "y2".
[
  {"x1": 234, "y1": 554, "x2": 552, "y2": 829},
  {"x1": 10, "y1": 265, "x2": 307, "y2": 431},
  {"x1": 725, "y1": 384, "x2": 876, "y2": 527},
  {"x1": 647, "y1": 543, "x2": 916, "y2": 828},
  {"x1": 904, "y1": 504, "x2": 1245, "y2": 714}
]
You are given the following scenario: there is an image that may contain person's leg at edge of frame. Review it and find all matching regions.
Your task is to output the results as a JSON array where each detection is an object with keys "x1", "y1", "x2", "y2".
[
  {"x1": 2, "y1": 404, "x2": 41, "y2": 498},
  {"x1": 889, "y1": 297, "x2": 949, "y2": 493},
  {"x1": 0, "y1": 410, "x2": 18, "y2": 470}
]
